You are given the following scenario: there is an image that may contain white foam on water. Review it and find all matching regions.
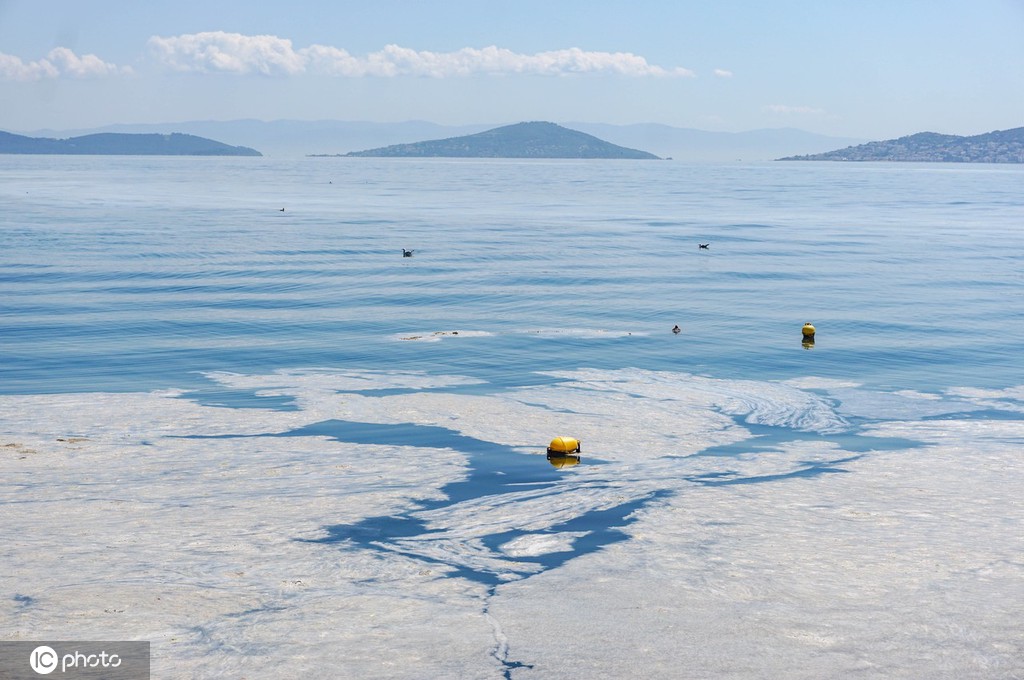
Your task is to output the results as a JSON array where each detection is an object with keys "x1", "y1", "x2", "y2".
[
  {"x1": 0, "y1": 395, "x2": 476, "y2": 676},
  {"x1": 2, "y1": 369, "x2": 1022, "y2": 678},
  {"x1": 391, "y1": 330, "x2": 494, "y2": 342},
  {"x1": 493, "y1": 417, "x2": 1024, "y2": 679},
  {"x1": 892, "y1": 389, "x2": 944, "y2": 401},
  {"x1": 783, "y1": 377, "x2": 863, "y2": 390},
  {"x1": 826, "y1": 387, "x2": 985, "y2": 420},
  {"x1": 946, "y1": 385, "x2": 1024, "y2": 414},
  {"x1": 540, "y1": 368, "x2": 850, "y2": 435},
  {"x1": 500, "y1": 532, "x2": 590, "y2": 558},
  {"x1": 783, "y1": 381, "x2": 1024, "y2": 421},
  {"x1": 204, "y1": 367, "x2": 485, "y2": 393}
]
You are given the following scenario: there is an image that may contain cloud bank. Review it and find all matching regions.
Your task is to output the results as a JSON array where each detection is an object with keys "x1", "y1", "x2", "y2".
[
  {"x1": 0, "y1": 48, "x2": 131, "y2": 81},
  {"x1": 146, "y1": 31, "x2": 696, "y2": 78},
  {"x1": 1, "y1": 32, "x2": 695, "y2": 82}
]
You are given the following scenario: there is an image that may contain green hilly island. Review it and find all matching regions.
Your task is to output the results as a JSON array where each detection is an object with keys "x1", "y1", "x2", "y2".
[
  {"x1": 338, "y1": 121, "x2": 660, "y2": 159},
  {"x1": 778, "y1": 127, "x2": 1024, "y2": 163},
  {"x1": 0, "y1": 131, "x2": 261, "y2": 156}
]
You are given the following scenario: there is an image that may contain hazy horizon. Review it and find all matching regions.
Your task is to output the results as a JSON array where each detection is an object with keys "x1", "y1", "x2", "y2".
[{"x1": 7, "y1": 117, "x2": 871, "y2": 140}]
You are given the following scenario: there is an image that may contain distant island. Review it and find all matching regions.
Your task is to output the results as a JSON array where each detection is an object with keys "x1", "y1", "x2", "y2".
[
  {"x1": 0, "y1": 131, "x2": 262, "y2": 156},
  {"x1": 777, "y1": 127, "x2": 1024, "y2": 163},
  {"x1": 330, "y1": 121, "x2": 660, "y2": 159}
]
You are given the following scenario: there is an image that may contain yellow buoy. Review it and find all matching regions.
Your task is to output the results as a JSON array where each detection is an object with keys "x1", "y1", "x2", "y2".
[
  {"x1": 547, "y1": 436, "x2": 581, "y2": 455},
  {"x1": 802, "y1": 322, "x2": 816, "y2": 338}
]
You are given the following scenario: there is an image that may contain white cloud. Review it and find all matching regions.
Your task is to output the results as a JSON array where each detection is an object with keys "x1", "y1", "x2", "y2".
[
  {"x1": 765, "y1": 104, "x2": 825, "y2": 115},
  {"x1": 147, "y1": 32, "x2": 305, "y2": 76},
  {"x1": 147, "y1": 31, "x2": 695, "y2": 78},
  {"x1": 713, "y1": 68, "x2": 733, "y2": 78},
  {"x1": 0, "y1": 52, "x2": 57, "y2": 81},
  {"x1": 0, "y1": 48, "x2": 130, "y2": 81}
]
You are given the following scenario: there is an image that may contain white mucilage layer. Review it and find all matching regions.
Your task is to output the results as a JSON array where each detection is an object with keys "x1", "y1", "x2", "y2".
[{"x1": 1, "y1": 368, "x2": 1022, "y2": 678}]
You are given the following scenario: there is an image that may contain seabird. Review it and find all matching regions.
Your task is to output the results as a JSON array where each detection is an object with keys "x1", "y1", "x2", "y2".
[
  {"x1": 672, "y1": 325, "x2": 681, "y2": 334},
  {"x1": 699, "y1": 243, "x2": 709, "y2": 249},
  {"x1": 402, "y1": 249, "x2": 414, "y2": 257}
]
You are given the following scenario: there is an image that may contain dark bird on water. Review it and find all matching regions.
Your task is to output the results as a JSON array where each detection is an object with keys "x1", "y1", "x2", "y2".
[
  {"x1": 699, "y1": 243, "x2": 709, "y2": 249},
  {"x1": 672, "y1": 325, "x2": 681, "y2": 334},
  {"x1": 279, "y1": 208, "x2": 285, "y2": 212},
  {"x1": 402, "y1": 249, "x2": 414, "y2": 257}
]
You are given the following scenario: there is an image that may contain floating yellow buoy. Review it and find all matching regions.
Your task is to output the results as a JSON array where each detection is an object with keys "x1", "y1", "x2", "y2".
[
  {"x1": 547, "y1": 436, "x2": 581, "y2": 455},
  {"x1": 802, "y1": 322, "x2": 816, "y2": 338}
]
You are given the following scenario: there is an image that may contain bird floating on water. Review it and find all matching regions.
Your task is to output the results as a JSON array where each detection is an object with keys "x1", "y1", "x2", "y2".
[
  {"x1": 699, "y1": 243, "x2": 709, "y2": 249},
  {"x1": 672, "y1": 325, "x2": 681, "y2": 334},
  {"x1": 402, "y1": 249, "x2": 414, "y2": 257}
]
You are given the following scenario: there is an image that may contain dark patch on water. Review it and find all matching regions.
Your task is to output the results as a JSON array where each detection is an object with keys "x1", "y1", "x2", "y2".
[
  {"x1": 826, "y1": 430, "x2": 926, "y2": 453},
  {"x1": 291, "y1": 418, "x2": 668, "y2": 679},
  {"x1": 179, "y1": 374, "x2": 506, "y2": 410},
  {"x1": 274, "y1": 419, "x2": 668, "y2": 588},
  {"x1": 176, "y1": 410, "x2": 937, "y2": 678},
  {"x1": 177, "y1": 388, "x2": 299, "y2": 411},
  {"x1": 923, "y1": 408, "x2": 1024, "y2": 423},
  {"x1": 331, "y1": 387, "x2": 422, "y2": 398},
  {"x1": 498, "y1": 658, "x2": 533, "y2": 680},
  {"x1": 682, "y1": 418, "x2": 924, "y2": 486},
  {"x1": 285, "y1": 420, "x2": 556, "y2": 501},
  {"x1": 13, "y1": 594, "x2": 34, "y2": 608},
  {"x1": 694, "y1": 420, "x2": 925, "y2": 460},
  {"x1": 176, "y1": 418, "x2": 591, "y2": 581},
  {"x1": 477, "y1": 490, "x2": 670, "y2": 577},
  {"x1": 687, "y1": 455, "x2": 862, "y2": 486},
  {"x1": 224, "y1": 603, "x2": 290, "y2": 619}
]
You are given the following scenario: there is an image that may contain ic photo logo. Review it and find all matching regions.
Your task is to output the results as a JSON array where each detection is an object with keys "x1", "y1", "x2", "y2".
[
  {"x1": 28, "y1": 644, "x2": 123, "y2": 675},
  {"x1": 29, "y1": 645, "x2": 58, "y2": 675}
]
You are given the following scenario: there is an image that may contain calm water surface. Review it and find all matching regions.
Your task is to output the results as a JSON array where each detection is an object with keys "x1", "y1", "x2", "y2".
[{"x1": 2, "y1": 156, "x2": 1022, "y2": 396}]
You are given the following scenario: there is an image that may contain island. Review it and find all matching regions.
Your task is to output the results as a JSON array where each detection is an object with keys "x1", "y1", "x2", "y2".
[
  {"x1": 0, "y1": 131, "x2": 262, "y2": 156},
  {"x1": 777, "y1": 127, "x2": 1024, "y2": 163},
  {"x1": 332, "y1": 121, "x2": 660, "y2": 159}
]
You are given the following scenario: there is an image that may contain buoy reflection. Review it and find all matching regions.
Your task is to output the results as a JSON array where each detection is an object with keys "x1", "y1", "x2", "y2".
[{"x1": 547, "y1": 453, "x2": 581, "y2": 469}]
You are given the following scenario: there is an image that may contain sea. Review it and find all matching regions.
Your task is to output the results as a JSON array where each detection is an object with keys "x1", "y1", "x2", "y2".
[{"x1": 2, "y1": 156, "x2": 1023, "y2": 679}]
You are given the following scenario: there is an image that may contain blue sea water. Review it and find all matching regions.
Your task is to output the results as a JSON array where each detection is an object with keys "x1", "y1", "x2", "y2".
[{"x1": 2, "y1": 156, "x2": 1022, "y2": 397}]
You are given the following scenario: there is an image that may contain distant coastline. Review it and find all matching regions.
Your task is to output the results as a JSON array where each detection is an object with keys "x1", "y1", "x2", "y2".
[
  {"x1": 0, "y1": 131, "x2": 262, "y2": 156},
  {"x1": 777, "y1": 127, "x2": 1024, "y2": 163},
  {"x1": 8, "y1": 121, "x2": 1020, "y2": 162}
]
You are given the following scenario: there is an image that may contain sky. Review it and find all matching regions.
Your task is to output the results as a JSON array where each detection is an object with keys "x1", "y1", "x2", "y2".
[{"x1": 1, "y1": 0, "x2": 1022, "y2": 139}]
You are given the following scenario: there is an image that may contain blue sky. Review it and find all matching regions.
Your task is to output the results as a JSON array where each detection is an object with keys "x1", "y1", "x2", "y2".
[{"x1": 1, "y1": 0, "x2": 1022, "y2": 138}]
